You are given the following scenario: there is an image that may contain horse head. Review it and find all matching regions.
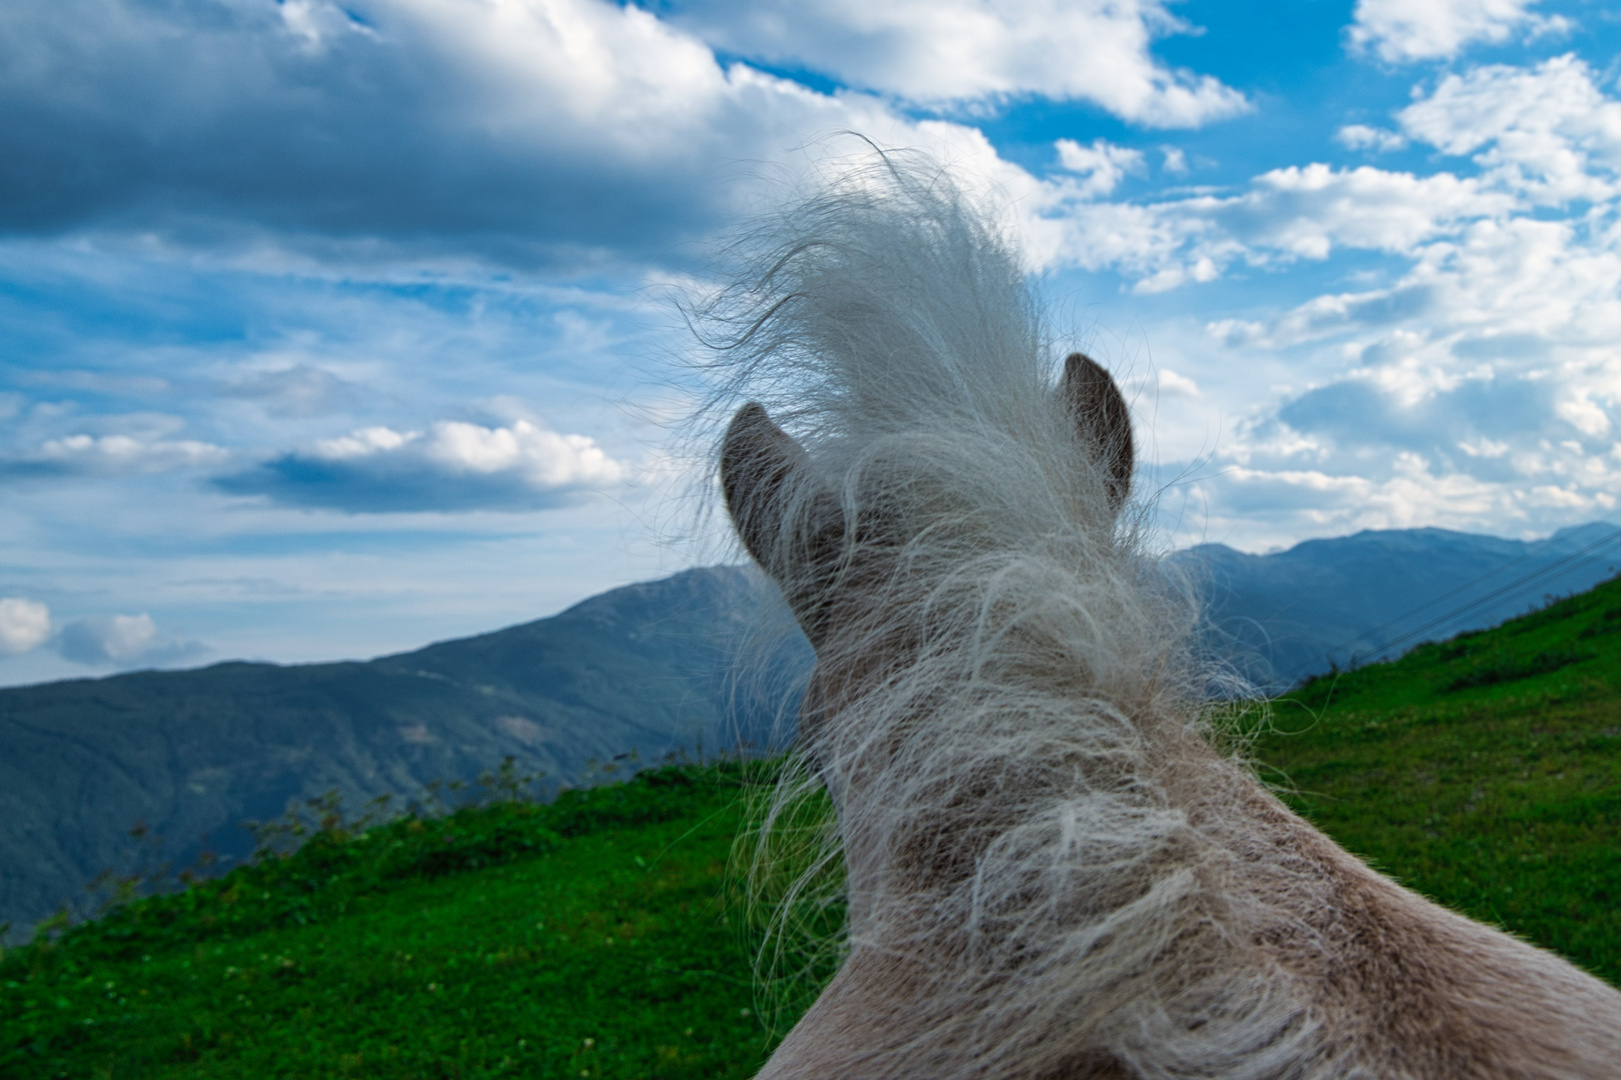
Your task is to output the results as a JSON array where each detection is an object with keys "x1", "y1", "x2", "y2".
[{"x1": 721, "y1": 350, "x2": 1134, "y2": 652}]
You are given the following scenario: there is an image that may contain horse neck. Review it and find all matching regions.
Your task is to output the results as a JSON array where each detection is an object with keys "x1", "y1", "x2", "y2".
[{"x1": 806, "y1": 635, "x2": 1265, "y2": 941}]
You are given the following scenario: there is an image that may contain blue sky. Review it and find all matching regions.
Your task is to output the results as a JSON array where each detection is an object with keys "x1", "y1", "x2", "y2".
[{"x1": 3, "y1": 0, "x2": 1621, "y2": 684}]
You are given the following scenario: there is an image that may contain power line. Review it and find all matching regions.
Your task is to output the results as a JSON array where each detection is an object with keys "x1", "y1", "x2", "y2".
[
  {"x1": 1277, "y1": 542, "x2": 1549, "y2": 683},
  {"x1": 1281, "y1": 525, "x2": 1621, "y2": 684},
  {"x1": 1369, "y1": 528, "x2": 1621, "y2": 660}
]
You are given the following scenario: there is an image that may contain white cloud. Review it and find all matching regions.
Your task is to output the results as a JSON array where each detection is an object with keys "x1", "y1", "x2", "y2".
[
  {"x1": 0, "y1": 0, "x2": 1078, "y2": 269},
  {"x1": 1124, "y1": 55, "x2": 1621, "y2": 550},
  {"x1": 0, "y1": 432, "x2": 230, "y2": 479},
  {"x1": 218, "y1": 418, "x2": 629, "y2": 512},
  {"x1": 1348, "y1": 0, "x2": 1569, "y2": 63},
  {"x1": 50, "y1": 612, "x2": 207, "y2": 667},
  {"x1": 1195, "y1": 457, "x2": 1521, "y2": 540},
  {"x1": 57, "y1": 613, "x2": 158, "y2": 664},
  {"x1": 1235, "y1": 164, "x2": 1507, "y2": 258},
  {"x1": 663, "y1": 0, "x2": 1246, "y2": 126},
  {"x1": 1037, "y1": 198, "x2": 1221, "y2": 287},
  {"x1": 360, "y1": 420, "x2": 625, "y2": 487},
  {"x1": 1047, "y1": 162, "x2": 1509, "y2": 290},
  {"x1": 5, "y1": 1, "x2": 1620, "y2": 650},
  {"x1": 1039, "y1": 63, "x2": 1621, "y2": 293},
  {"x1": 1177, "y1": 214, "x2": 1621, "y2": 547},
  {"x1": 1204, "y1": 205, "x2": 1621, "y2": 419},
  {"x1": 313, "y1": 426, "x2": 415, "y2": 460},
  {"x1": 277, "y1": 0, "x2": 375, "y2": 52},
  {"x1": 1398, "y1": 55, "x2": 1621, "y2": 204},
  {"x1": 384, "y1": 0, "x2": 749, "y2": 155},
  {"x1": 0, "y1": 598, "x2": 51, "y2": 655},
  {"x1": 33, "y1": 434, "x2": 231, "y2": 474},
  {"x1": 1336, "y1": 124, "x2": 1408, "y2": 153},
  {"x1": 1157, "y1": 369, "x2": 1203, "y2": 398},
  {"x1": 1055, "y1": 138, "x2": 1146, "y2": 199}
]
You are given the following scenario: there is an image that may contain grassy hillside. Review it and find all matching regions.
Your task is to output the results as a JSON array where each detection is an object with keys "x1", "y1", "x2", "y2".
[
  {"x1": 1263, "y1": 574, "x2": 1621, "y2": 984},
  {"x1": 5, "y1": 575, "x2": 1620, "y2": 1077},
  {"x1": 0, "y1": 565, "x2": 799, "y2": 943},
  {"x1": 1, "y1": 764, "x2": 777, "y2": 1079}
]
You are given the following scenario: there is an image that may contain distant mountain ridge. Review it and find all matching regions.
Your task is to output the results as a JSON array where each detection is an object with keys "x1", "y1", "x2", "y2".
[
  {"x1": 0, "y1": 565, "x2": 806, "y2": 942},
  {"x1": 1188, "y1": 522, "x2": 1621, "y2": 689},
  {"x1": 4, "y1": 522, "x2": 1619, "y2": 939}
]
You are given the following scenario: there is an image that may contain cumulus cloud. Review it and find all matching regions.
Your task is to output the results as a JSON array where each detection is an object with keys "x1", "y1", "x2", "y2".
[
  {"x1": 1272, "y1": 372, "x2": 1562, "y2": 467},
  {"x1": 662, "y1": 0, "x2": 1247, "y2": 126},
  {"x1": 0, "y1": 433, "x2": 230, "y2": 479},
  {"x1": 1226, "y1": 164, "x2": 1507, "y2": 258},
  {"x1": 55, "y1": 613, "x2": 206, "y2": 667},
  {"x1": 1336, "y1": 124, "x2": 1407, "y2": 153},
  {"x1": 1126, "y1": 52, "x2": 1621, "y2": 549},
  {"x1": 0, "y1": 598, "x2": 51, "y2": 654},
  {"x1": 216, "y1": 418, "x2": 628, "y2": 512},
  {"x1": 1157, "y1": 370, "x2": 1203, "y2": 398},
  {"x1": 1347, "y1": 0, "x2": 1569, "y2": 63},
  {"x1": 0, "y1": 0, "x2": 1225, "y2": 270},
  {"x1": 1190, "y1": 208, "x2": 1621, "y2": 539},
  {"x1": 1191, "y1": 457, "x2": 1528, "y2": 540},
  {"x1": 3, "y1": 1, "x2": 1615, "y2": 601},
  {"x1": 1196, "y1": 62, "x2": 1621, "y2": 344},
  {"x1": 1398, "y1": 55, "x2": 1621, "y2": 205},
  {"x1": 1049, "y1": 162, "x2": 1509, "y2": 292},
  {"x1": 0, "y1": 0, "x2": 735, "y2": 264},
  {"x1": 1055, "y1": 139, "x2": 1146, "y2": 199},
  {"x1": 1047, "y1": 59, "x2": 1621, "y2": 296}
]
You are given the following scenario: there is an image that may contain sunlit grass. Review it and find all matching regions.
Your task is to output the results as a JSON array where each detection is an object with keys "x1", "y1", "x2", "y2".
[
  {"x1": 5, "y1": 577, "x2": 1621, "y2": 1075},
  {"x1": 1265, "y1": 576, "x2": 1621, "y2": 984},
  {"x1": 1, "y1": 766, "x2": 775, "y2": 1079}
]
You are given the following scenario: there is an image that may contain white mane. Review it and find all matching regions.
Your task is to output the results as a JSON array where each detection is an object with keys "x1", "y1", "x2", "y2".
[
  {"x1": 690, "y1": 151, "x2": 1621, "y2": 1079},
  {"x1": 693, "y1": 155, "x2": 1325, "y2": 1077}
]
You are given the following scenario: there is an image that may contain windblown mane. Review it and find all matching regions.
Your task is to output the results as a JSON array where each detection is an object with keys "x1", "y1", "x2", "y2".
[{"x1": 693, "y1": 156, "x2": 1335, "y2": 1078}]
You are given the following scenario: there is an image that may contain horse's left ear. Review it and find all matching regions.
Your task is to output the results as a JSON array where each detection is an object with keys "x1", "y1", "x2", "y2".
[
  {"x1": 722, "y1": 403, "x2": 814, "y2": 571},
  {"x1": 1060, "y1": 352, "x2": 1133, "y2": 511},
  {"x1": 721, "y1": 403, "x2": 846, "y2": 642}
]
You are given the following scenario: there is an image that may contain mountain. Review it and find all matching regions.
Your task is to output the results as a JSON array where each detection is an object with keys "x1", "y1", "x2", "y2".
[
  {"x1": 0, "y1": 566, "x2": 809, "y2": 941},
  {"x1": 4, "y1": 521, "x2": 1619, "y2": 940},
  {"x1": 1190, "y1": 522, "x2": 1621, "y2": 689}
]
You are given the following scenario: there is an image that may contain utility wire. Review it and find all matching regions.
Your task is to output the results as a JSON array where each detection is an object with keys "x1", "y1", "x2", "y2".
[
  {"x1": 1281, "y1": 525, "x2": 1621, "y2": 684},
  {"x1": 1368, "y1": 528, "x2": 1621, "y2": 660},
  {"x1": 1311, "y1": 546, "x2": 1546, "y2": 658},
  {"x1": 1278, "y1": 544, "x2": 1547, "y2": 683}
]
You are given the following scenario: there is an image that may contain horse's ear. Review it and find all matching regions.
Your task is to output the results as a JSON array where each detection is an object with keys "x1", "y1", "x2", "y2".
[
  {"x1": 722, "y1": 403, "x2": 805, "y2": 570},
  {"x1": 721, "y1": 401, "x2": 844, "y2": 574},
  {"x1": 1060, "y1": 352, "x2": 1134, "y2": 511}
]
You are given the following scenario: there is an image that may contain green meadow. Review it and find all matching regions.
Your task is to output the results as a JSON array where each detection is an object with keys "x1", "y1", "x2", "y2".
[
  {"x1": 5, "y1": 578, "x2": 1621, "y2": 1077},
  {"x1": 1260, "y1": 575, "x2": 1621, "y2": 985}
]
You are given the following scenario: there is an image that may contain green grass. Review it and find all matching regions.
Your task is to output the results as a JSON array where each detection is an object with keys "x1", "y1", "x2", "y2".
[
  {"x1": 1264, "y1": 576, "x2": 1621, "y2": 984},
  {"x1": 1, "y1": 765, "x2": 777, "y2": 1079},
  {"x1": 6, "y1": 577, "x2": 1621, "y2": 1076}
]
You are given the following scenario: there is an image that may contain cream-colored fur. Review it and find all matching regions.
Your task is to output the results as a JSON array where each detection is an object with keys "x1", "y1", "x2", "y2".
[{"x1": 698, "y1": 153, "x2": 1621, "y2": 1079}]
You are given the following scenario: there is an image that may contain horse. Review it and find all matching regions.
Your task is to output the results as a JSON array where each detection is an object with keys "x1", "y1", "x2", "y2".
[{"x1": 698, "y1": 154, "x2": 1621, "y2": 1079}]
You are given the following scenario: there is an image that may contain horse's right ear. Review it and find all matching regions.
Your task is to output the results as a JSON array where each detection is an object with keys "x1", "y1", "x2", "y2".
[{"x1": 1060, "y1": 352, "x2": 1134, "y2": 511}]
